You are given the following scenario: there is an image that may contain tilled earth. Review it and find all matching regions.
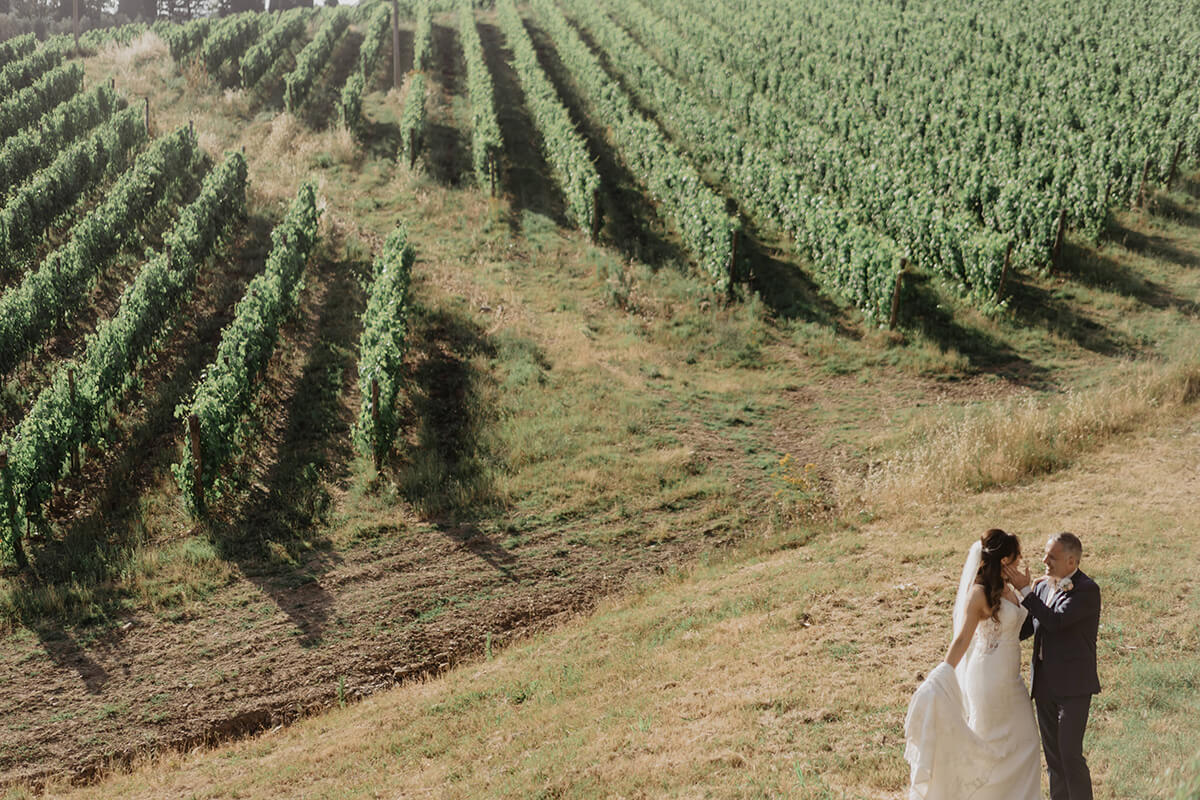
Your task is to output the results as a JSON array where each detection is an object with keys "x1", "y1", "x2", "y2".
[{"x1": 0, "y1": 511, "x2": 721, "y2": 790}]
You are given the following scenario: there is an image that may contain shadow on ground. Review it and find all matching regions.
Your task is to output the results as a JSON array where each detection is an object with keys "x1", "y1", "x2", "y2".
[
  {"x1": 476, "y1": 20, "x2": 569, "y2": 228},
  {"x1": 389, "y1": 304, "x2": 500, "y2": 523},
  {"x1": 6, "y1": 213, "x2": 276, "y2": 683},
  {"x1": 300, "y1": 29, "x2": 364, "y2": 130},
  {"x1": 521, "y1": 15, "x2": 688, "y2": 273},
  {"x1": 204, "y1": 250, "x2": 371, "y2": 647},
  {"x1": 898, "y1": 269, "x2": 1054, "y2": 386}
]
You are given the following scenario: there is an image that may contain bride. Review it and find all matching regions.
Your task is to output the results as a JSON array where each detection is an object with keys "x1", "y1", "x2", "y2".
[{"x1": 904, "y1": 529, "x2": 1042, "y2": 799}]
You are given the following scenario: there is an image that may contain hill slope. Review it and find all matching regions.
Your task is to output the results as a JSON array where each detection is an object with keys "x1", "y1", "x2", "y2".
[
  {"x1": 31, "y1": 407, "x2": 1200, "y2": 799},
  {"x1": 1, "y1": 16, "x2": 1200, "y2": 796}
]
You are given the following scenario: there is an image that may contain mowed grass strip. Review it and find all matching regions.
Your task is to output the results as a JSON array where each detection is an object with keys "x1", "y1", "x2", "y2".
[{"x1": 28, "y1": 410, "x2": 1200, "y2": 800}]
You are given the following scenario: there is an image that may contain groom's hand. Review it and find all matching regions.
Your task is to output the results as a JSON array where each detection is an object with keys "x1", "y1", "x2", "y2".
[{"x1": 1004, "y1": 562, "x2": 1032, "y2": 590}]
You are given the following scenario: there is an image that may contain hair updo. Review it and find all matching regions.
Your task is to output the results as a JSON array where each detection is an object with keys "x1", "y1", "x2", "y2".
[{"x1": 977, "y1": 528, "x2": 1020, "y2": 620}]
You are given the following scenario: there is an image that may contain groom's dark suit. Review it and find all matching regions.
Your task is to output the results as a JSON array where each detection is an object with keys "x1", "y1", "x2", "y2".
[{"x1": 1019, "y1": 569, "x2": 1101, "y2": 800}]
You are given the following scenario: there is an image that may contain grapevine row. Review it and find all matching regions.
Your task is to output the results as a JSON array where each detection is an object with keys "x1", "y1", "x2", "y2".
[
  {"x1": 340, "y1": 2, "x2": 394, "y2": 134},
  {"x1": 412, "y1": 0, "x2": 433, "y2": 73},
  {"x1": 79, "y1": 22, "x2": 149, "y2": 49},
  {"x1": 563, "y1": 0, "x2": 904, "y2": 315},
  {"x1": 198, "y1": 11, "x2": 262, "y2": 77},
  {"x1": 284, "y1": 8, "x2": 350, "y2": 113},
  {"x1": 357, "y1": 2, "x2": 392, "y2": 86},
  {"x1": 458, "y1": 0, "x2": 503, "y2": 190},
  {"x1": 494, "y1": 0, "x2": 597, "y2": 233},
  {"x1": 0, "y1": 152, "x2": 247, "y2": 569},
  {"x1": 0, "y1": 33, "x2": 37, "y2": 71},
  {"x1": 400, "y1": 72, "x2": 427, "y2": 167},
  {"x1": 0, "y1": 126, "x2": 204, "y2": 378},
  {"x1": 173, "y1": 182, "x2": 321, "y2": 511},
  {"x1": 0, "y1": 106, "x2": 147, "y2": 270},
  {"x1": 0, "y1": 84, "x2": 121, "y2": 201},
  {"x1": 158, "y1": 17, "x2": 212, "y2": 64},
  {"x1": 354, "y1": 224, "x2": 414, "y2": 468},
  {"x1": 240, "y1": 7, "x2": 310, "y2": 89},
  {"x1": 0, "y1": 39, "x2": 65, "y2": 99},
  {"x1": 340, "y1": 72, "x2": 367, "y2": 136},
  {"x1": 0, "y1": 63, "x2": 85, "y2": 145},
  {"x1": 529, "y1": 0, "x2": 737, "y2": 292}
]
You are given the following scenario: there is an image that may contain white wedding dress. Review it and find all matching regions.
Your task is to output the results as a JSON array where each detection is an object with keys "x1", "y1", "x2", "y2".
[{"x1": 904, "y1": 544, "x2": 1043, "y2": 799}]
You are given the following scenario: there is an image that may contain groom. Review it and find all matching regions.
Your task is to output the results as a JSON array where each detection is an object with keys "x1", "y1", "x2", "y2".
[{"x1": 1006, "y1": 532, "x2": 1101, "y2": 800}]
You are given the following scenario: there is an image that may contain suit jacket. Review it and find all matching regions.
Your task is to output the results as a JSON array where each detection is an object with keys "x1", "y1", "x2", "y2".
[{"x1": 1019, "y1": 568, "x2": 1102, "y2": 698}]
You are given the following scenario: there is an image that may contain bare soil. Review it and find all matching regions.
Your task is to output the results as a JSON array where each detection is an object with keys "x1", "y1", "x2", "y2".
[{"x1": 3, "y1": 15, "x2": 1198, "y2": 794}]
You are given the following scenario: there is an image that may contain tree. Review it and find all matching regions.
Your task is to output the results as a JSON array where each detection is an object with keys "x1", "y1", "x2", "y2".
[
  {"x1": 54, "y1": 0, "x2": 105, "y2": 20},
  {"x1": 219, "y1": 0, "x2": 263, "y2": 14},
  {"x1": 117, "y1": 0, "x2": 158, "y2": 20}
]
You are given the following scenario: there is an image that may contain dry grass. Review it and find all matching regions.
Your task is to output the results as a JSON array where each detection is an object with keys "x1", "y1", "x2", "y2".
[
  {"x1": 858, "y1": 355, "x2": 1200, "y2": 511},
  {"x1": 27, "y1": 408, "x2": 1200, "y2": 800},
  {"x1": 6, "y1": 28, "x2": 1200, "y2": 800}
]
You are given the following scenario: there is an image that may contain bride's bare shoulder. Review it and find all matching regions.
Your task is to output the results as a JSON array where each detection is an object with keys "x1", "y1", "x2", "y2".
[{"x1": 966, "y1": 583, "x2": 990, "y2": 613}]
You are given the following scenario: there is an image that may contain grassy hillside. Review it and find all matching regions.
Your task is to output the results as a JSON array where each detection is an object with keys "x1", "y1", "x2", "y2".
[
  {"x1": 1, "y1": 13, "x2": 1200, "y2": 797},
  {"x1": 24, "y1": 408, "x2": 1200, "y2": 799}
]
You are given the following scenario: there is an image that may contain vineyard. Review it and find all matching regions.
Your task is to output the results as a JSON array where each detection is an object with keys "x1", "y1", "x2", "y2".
[{"x1": 1, "y1": 0, "x2": 1200, "y2": 794}]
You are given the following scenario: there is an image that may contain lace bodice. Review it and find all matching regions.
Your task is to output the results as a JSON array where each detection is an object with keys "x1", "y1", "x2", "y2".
[{"x1": 971, "y1": 598, "x2": 1027, "y2": 656}]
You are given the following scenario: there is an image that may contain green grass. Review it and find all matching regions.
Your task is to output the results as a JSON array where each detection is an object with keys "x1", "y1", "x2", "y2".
[{"x1": 3, "y1": 28, "x2": 1200, "y2": 796}]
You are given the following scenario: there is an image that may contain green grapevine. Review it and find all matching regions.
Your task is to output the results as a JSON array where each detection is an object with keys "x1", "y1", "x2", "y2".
[
  {"x1": 173, "y1": 182, "x2": 321, "y2": 510},
  {"x1": 354, "y1": 224, "x2": 414, "y2": 467},
  {"x1": 0, "y1": 152, "x2": 247, "y2": 563}
]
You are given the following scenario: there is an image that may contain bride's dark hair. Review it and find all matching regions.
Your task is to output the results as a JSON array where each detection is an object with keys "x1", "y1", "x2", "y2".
[{"x1": 976, "y1": 528, "x2": 1020, "y2": 620}]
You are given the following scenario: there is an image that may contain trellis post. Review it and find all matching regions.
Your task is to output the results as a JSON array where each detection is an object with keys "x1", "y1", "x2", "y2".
[
  {"x1": 187, "y1": 414, "x2": 204, "y2": 512},
  {"x1": 888, "y1": 259, "x2": 908, "y2": 330},
  {"x1": 68, "y1": 369, "x2": 79, "y2": 473},
  {"x1": 1051, "y1": 209, "x2": 1067, "y2": 271},
  {"x1": 0, "y1": 452, "x2": 27, "y2": 571},
  {"x1": 1166, "y1": 140, "x2": 1185, "y2": 189},
  {"x1": 392, "y1": 0, "x2": 402, "y2": 91},
  {"x1": 1135, "y1": 156, "x2": 1152, "y2": 208},
  {"x1": 997, "y1": 240, "x2": 1015, "y2": 300},
  {"x1": 371, "y1": 379, "x2": 381, "y2": 471}
]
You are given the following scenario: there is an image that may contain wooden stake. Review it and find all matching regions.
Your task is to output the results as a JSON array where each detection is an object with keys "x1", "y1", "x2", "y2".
[
  {"x1": 144, "y1": 96, "x2": 150, "y2": 133},
  {"x1": 590, "y1": 188, "x2": 602, "y2": 241},
  {"x1": 187, "y1": 414, "x2": 204, "y2": 512},
  {"x1": 392, "y1": 0, "x2": 402, "y2": 91},
  {"x1": 728, "y1": 229, "x2": 740, "y2": 286},
  {"x1": 1051, "y1": 209, "x2": 1067, "y2": 271},
  {"x1": 488, "y1": 153, "x2": 496, "y2": 198},
  {"x1": 888, "y1": 259, "x2": 908, "y2": 330},
  {"x1": 997, "y1": 240, "x2": 1014, "y2": 299},
  {"x1": 68, "y1": 370, "x2": 79, "y2": 473},
  {"x1": 0, "y1": 452, "x2": 27, "y2": 571},
  {"x1": 1166, "y1": 140, "x2": 1185, "y2": 189},
  {"x1": 371, "y1": 379, "x2": 381, "y2": 471},
  {"x1": 1135, "y1": 156, "x2": 1152, "y2": 208}
]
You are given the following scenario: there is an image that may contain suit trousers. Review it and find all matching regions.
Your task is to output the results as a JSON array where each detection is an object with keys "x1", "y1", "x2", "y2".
[{"x1": 1034, "y1": 688, "x2": 1093, "y2": 800}]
